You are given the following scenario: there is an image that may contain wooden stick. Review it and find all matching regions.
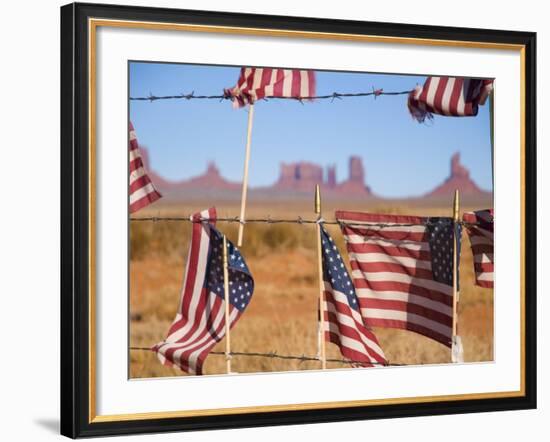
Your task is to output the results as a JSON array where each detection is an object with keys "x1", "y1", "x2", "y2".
[
  {"x1": 451, "y1": 189, "x2": 460, "y2": 359},
  {"x1": 314, "y1": 184, "x2": 327, "y2": 370},
  {"x1": 222, "y1": 235, "x2": 232, "y2": 374},
  {"x1": 237, "y1": 104, "x2": 255, "y2": 247}
]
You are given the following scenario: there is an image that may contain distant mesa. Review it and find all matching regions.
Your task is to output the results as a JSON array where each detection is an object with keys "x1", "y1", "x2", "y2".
[
  {"x1": 274, "y1": 156, "x2": 372, "y2": 196},
  {"x1": 425, "y1": 152, "x2": 491, "y2": 199},
  {"x1": 139, "y1": 147, "x2": 240, "y2": 193},
  {"x1": 178, "y1": 162, "x2": 241, "y2": 191},
  {"x1": 333, "y1": 156, "x2": 373, "y2": 196},
  {"x1": 140, "y1": 146, "x2": 490, "y2": 200}
]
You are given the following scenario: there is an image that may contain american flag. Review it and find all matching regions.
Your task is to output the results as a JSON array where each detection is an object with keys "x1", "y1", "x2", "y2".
[
  {"x1": 225, "y1": 67, "x2": 316, "y2": 108},
  {"x1": 336, "y1": 211, "x2": 461, "y2": 348},
  {"x1": 129, "y1": 122, "x2": 162, "y2": 213},
  {"x1": 408, "y1": 77, "x2": 494, "y2": 122},
  {"x1": 463, "y1": 209, "x2": 494, "y2": 288},
  {"x1": 320, "y1": 225, "x2": 387, "y2": 366},
  {"x1": 152, "y1": 208, "x2": 254, "y2": 375}
]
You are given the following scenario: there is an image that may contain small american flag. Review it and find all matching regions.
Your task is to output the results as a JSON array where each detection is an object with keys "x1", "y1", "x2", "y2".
[
  {"x1": 463, "y1": 209, "x2": 494, "y2": 288},
  {"x1": 408, "y1": 77, "x2": 494, "y2": 122},
  {"x1": 226, "y1": 67, "x2": 316, "y2": 108},
  {"x1": 152, "y1": 208, "x2": 254, "y2": 375},
  {"x1": 129, "y1": 122, "x2": 161, "y2": 213},
  {"x1": 336, "y1": 211, "x2": 461, "y2": 347},
  {"x1": 320, "y1": 225, "x2": 387, "y2": 366}
]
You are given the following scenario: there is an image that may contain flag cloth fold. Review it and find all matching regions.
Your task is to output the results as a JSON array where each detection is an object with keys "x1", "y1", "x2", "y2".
[
  {"x1": 463, "y1": 209, "x2": 494, "y2": 288},
  {"x1": 152, "y1": 208, "x2": 255, "y2": 375},
  {"x1": 129, "y1": 121, "x2": 162, "y2": 213},
  {"x1": 336, "y1": 211, "x2": 461, "y2": 348},
  {"x1": 408, "y1": 77, "x2": 494, "y2": 122},
  {"x1": 225, "y1": 67, "x2": 316, "y2": 108},
  {"x1": 319, "y1": 224, "x2": 387, "y2": 367}
]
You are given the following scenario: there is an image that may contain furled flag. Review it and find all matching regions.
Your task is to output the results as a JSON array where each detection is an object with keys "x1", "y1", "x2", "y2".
[
  {"x1": 225, "y1": 67, "x2": 316, "y2": 108},
  {"x1": 336, "y1": 211, "x2": 461, "y2": 348},
  {"x1": 320, "y1": 225, "x2": 387, "y2": 367},
  {"x1": 152, "y1": 208, "x2": 254, "y2": 375},
  {"x1": 408, "y1": 77, "x2": 494, "y2": 123},
  {"x1": 129, "y1": 122, "x2": 162, "y2": 213},
  {"x1": 463, "y1": 209, "x2": 494, "y2": 288}
]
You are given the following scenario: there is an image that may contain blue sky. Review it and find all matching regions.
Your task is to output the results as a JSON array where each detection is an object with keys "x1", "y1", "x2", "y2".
[{"x1": 129, "y1": 62, "x2": 492, "y2": 198}]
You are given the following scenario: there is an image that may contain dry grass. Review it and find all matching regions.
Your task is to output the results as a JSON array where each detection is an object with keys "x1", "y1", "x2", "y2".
[{"x1": 129, "y1": 201, "x2": 493, "y2": 378}]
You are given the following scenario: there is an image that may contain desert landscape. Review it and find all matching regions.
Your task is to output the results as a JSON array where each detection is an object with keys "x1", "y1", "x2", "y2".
[
  {"x1": 129, "y1": 194, "x2": 493, "y2": 378},
  {"x1": 128, "y1": 64, "x2": 494, "y2": 378}
]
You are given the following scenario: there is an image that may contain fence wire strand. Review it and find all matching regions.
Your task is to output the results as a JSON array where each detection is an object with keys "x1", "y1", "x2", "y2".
[
  {"x1": 129, "y1": 346, "x2": 402, "y2": 366},
  {"x1": 130, "y1": 89, "x2": 413, "y2": 103},
  {"x1": 130, "y1": 216, "x2": 484, "y2": 228}
]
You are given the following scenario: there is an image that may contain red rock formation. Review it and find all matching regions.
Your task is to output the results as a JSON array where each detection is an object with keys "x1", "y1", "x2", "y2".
[
  {"x1": 275, "y1": 161, "x2": 324, "y2": 191},
  {"x1": 332, "y1": 156, "x2": 371, "y2": 195},
  {"x1": 278, "y1": 163, "x2": 297, "y2": 185},
  {"x1": 348, "y1": 156, "x2": 365, "y2": 184},
  {"x1": 334, "y1": 180, "x2": 371, "y2": 195},
  {"x1": 141, "y1": 148, "x2": 373, "y2": 198},
  {"x1": 134, "y1": 148, "x2": 490, "y2": 201},
  {"x1": 326, "y1": 165, "x2": 337, "y2": 188},
  {"x1": 274, "y1": 158, "x2": 371, "y2": 196},
  {"x1": 140, "y1": 146, "x2": 240, "y2": 193},
  {"x1": 426, "y1": 152, "x2": 489, "y2": 197},
  {"x1": 181, "y1": 162, "x2": 241, "y2": 190}
]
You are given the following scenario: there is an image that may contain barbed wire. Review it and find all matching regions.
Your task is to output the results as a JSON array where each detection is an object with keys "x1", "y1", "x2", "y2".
[
  {"x1": 129, "y1": 346, "x2": 401, "y2": 366},
  {"x1": 130, "y1": 89, "x2": 413, "y2": 103},
  {"x1": 129, "y1": 216, "x2": 485, "y2": 228}
]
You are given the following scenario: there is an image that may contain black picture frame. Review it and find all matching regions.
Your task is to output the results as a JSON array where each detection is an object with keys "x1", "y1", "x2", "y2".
[{"x1": 60, "y1": 2, "x2": 537, "y2": 438}]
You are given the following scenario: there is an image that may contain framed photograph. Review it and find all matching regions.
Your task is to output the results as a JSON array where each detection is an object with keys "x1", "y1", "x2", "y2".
[{"x1": 60, "y1": 2, "x2": 536, "y2": 438}]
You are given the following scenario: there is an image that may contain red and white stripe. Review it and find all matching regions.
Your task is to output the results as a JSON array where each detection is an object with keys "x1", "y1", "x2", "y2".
[
  {"x1": 152, "y1": 208, "x2": 241, "y2": 375},
  {"x1": 319, "y1": 226, "x2": 386, "y2": 367},
  {"x1": 323, "y1": 284, "x2": 387, "y2": 367},
  {"x1": 227, "y1": 67, "x2": 316, "y2": 108},
  {"x1": 129, "y1": 122, "x2": 161, "y2": 213},
  {"x1": 336, "y1": 211, "x2": 454, "y2": 347},
  {"x1": 463, "y1": 209, "x2": 494, "y2": 288},
  {"x1": 408, "y1": 77, "x2": 494, "y2": 122}
]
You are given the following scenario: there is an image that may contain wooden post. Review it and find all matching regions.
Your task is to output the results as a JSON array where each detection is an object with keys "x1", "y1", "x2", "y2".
[
  {"x1": 452, "y1": 188, "x2": 460, "y2": 335},
  {"x1": 237, "y1": 104, "x2": 255, "y2": 247},
  {"x1": 315, "y1": 184, "x2": 327, "y2": 369},
  {"x1": 451, "y1": 189, "x2": 462, "y2": 362},
  {"x1": 222, "y1": 235, "x2": 232, "y2": 374}
]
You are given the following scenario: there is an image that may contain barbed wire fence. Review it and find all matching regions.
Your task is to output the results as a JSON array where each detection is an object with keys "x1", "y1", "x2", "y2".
[
  {"x1": 130, "y1": 88, "x2": 413, "y2": 103},
  {"x1": 128, "y1": 86, "x2": 492, "y2": 373},
  {"x1": 128, "y1": 215, "x2": 477, "y2": 370},
  {"x1": 129, "y1": 346, "x2": 404, "y2": 367},
  {"x1": 130, "y1": 216, "x2": 485, "y2": 228}
]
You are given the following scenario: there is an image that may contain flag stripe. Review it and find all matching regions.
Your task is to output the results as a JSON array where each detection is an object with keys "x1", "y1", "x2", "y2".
[
  {"x1": 354, "y1": 279, "x2": 452, "y2": 305},
  {"x1": 337, "y1": 210, "x2": 459, "y2": 347},
  {"x1": 408, "y1": 77, "x2": 494, "y2": 122},
  {"x1": 153, "y1": 208, "x2": 255, "y2": 375},
  {"x1": 128, "y1": 122, "x2": 162, "y2": 213},
  {"x1": 351, "y1": 269, "x2": 453, "y2": 294},
  {"x1": 325, "y1": 296, "x2": 384, "y2": 359},
  {"x1": 463, "y1": 210, "x2": 494, "y2": 288},
  {"x1": 319, "y1": 226, "x2": 386, "y2": 367},
  {"x1": 228, "y1": 67, "x2": 316, "y2": 108},
  {"x1": 324, "y1": 287, "x2": 386, "y2": 355},
  {"x1": 356, "y1": 288, "x2": 453, "y2": 315}
]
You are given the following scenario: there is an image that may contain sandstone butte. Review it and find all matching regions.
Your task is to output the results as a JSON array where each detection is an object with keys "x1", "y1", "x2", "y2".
[{"x1": 139, "y1": 147, "x2": 491, "y2": 201}]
